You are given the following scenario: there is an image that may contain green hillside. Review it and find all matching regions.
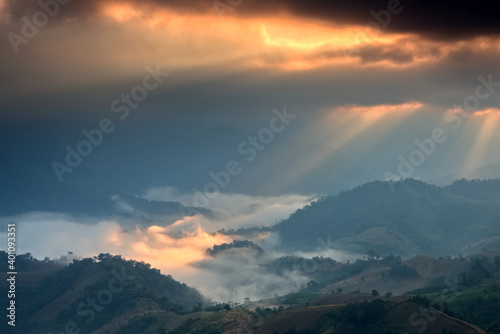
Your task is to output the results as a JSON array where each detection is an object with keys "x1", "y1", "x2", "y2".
[
  {"x1": 273, "y1": 179, "x2": 500, "y2": 257},
  {"x1": 3, "y1": 250, "x2": 500, "y2": 333},
  {"x1": 0, "y1": 252, "x2": 204, "y2": 334}
]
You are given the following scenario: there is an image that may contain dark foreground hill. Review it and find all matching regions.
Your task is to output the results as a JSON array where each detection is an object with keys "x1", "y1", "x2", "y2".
[
  {"x1": 272, "y1": 179, "x2": 500, "y2": 257},
  {"x1": 0, "y1": 252, "x2": 204, "y2": 334},
  {"x1": 2, "y1": 251, "x2": 500, "y2": 333}
]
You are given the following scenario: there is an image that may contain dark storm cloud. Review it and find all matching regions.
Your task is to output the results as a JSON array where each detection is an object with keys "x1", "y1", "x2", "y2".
[
  {"x1": 2, "y1": 0, "x2": 100, "y2": 22},
  {"x1": 301, "y1": 43, "x2": 418, "y2": 66},
  {"x1": 1, "y1": 0, "x2": 210, "y2": 22},
  {"x1": 251, "y1": 0, "x2": 500, "y2": 40},
  {"x1": 2, "y1": 45, "x2": 500, "y2": 120},
  {"x1": 3, "y1": 0, "x2": 500, "y2": 40}
]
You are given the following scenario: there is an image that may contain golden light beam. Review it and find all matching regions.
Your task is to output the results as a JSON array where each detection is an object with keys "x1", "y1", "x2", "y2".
[
  {"x1": 270, "y1": 102, "x2": 423, "y2": 192},
  {"x1": 462, "y1": 109, "x2": 500, "y2": 177}
]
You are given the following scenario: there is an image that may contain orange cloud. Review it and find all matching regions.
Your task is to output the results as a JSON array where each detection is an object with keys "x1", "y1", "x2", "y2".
[
  {"x1": 335, "y1": 101, "x2": 424, "y2": 122},
  {"x1": 473, "y1": 107, "x2": 500, "y2": 117},
  {"x1": 96, "y1": 1, "x2": 495, "y2": 71},
  {"x1": 4, "y1": 0, "x2": 500, "y2": 96},
  {"x1": 106, "y1": 217, "x2": 233, "y2": 271},
  {"x1": 103, "y1": 3, "x2": 140, "y2": 22}
]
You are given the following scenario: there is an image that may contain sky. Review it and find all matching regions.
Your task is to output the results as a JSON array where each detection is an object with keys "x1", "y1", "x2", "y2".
[
  {"x1": 1, "y1": 0, "x2": 500, "y2": 180},
  {"x1": 1, "y1": 0, "x2": 500, "y2": 301}
]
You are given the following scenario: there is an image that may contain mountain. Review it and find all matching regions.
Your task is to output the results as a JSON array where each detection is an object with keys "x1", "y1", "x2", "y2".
[
  {"x1": 271, "y1": 179, "x2": 500, "y2": 257},
  {"x1": 3, "y1": 250, "x2": 500, "y2": 333},
  {"x1": 428, "y1": 162, "x2": 500, "y2": 186},
  {"x1": 0, "y1": 252, "x2": 205, "y2": 334},
  {"x1": 0, "y1": 153, "x2": 213, "y2": 219},
  {"x1": 0, "y1": 125, "x2": 377, "y2": 216},
  {"x1": 167, "y1": 299, "x2": 487, "y2": 334}
]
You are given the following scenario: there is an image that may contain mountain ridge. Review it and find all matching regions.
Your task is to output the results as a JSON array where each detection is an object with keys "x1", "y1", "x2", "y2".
[{"x1": 271, "y1": 178, "x2": 500, "y2": 257}]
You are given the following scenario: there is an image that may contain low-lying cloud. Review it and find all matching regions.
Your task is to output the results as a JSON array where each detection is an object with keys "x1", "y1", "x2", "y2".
[
  {"x1": 0, "y1": 191, "x2": 320, "y2": 301},
  {"x1": 143, "y1": 186, "x2": 315, "y2": 230}
]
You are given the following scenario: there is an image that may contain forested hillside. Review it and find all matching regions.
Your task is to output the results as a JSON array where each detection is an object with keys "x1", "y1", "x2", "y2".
[{"x1": 273, "y1": 179, "x2": 500, "y2": 257}]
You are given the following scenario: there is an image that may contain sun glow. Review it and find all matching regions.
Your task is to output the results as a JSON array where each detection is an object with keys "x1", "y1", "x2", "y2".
[
  {"x1": 462, "y1": 108, "x2": 500, "y2": 176},
  {"x1": 96, "y1": 1, "x2": 481, "y2": 72},
  {"x1": 269, "y1": 102, "x2": 424, "y2": 192},
  {"x1": 103, "y1": 3, "x2": 140, "y2": 22},
  {"x1": 337, "y1": 102, "x2": 424, "y2": 122}
]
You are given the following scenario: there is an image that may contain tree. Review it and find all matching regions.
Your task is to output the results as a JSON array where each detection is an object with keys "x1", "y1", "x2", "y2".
[
  {"x1": 372, "y1": 289, "x2": 379, "y2": 297},
  {"x1": 384, "y1": 291, "x2": 392, "y2": 298}
]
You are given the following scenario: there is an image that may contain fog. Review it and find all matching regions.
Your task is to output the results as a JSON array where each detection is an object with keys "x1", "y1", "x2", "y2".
[{"x1": 0, "y1": 190, "x2": 349, "y2": 302}]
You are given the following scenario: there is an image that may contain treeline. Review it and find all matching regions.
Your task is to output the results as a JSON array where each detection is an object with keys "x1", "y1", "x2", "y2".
[
  {"x1": 8, "y1": 253, "x2": 205, "y2": 333},
  {"x1": 206, "y1": 240, "x2": 264, "y2": 256},
  {"x1": 273, "y1": 179, "x2": 500, "y2": 256}
]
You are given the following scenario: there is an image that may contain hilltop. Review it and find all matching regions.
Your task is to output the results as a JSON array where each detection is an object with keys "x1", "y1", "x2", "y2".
[
  {"x1": 2, "y1": 250, "x2": 500, "y2": 333},
  {"x1": 272, "y1": 179, "x2": 500, "y2": 257},
  {"x1": 0, "y1": 252, "x2": 204, "y2": 334}
]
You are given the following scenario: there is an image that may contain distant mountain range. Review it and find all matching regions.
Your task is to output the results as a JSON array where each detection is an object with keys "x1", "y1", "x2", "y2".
[
  {"x1": 0, "y1": 124, "x2": 377, "y2": 216},
  {"x1": 271, "y1": 178, "x2": 500, "y2": 258},
  {"x1": 3, "y1": 121, "x2": 499, "y2": 217}
]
